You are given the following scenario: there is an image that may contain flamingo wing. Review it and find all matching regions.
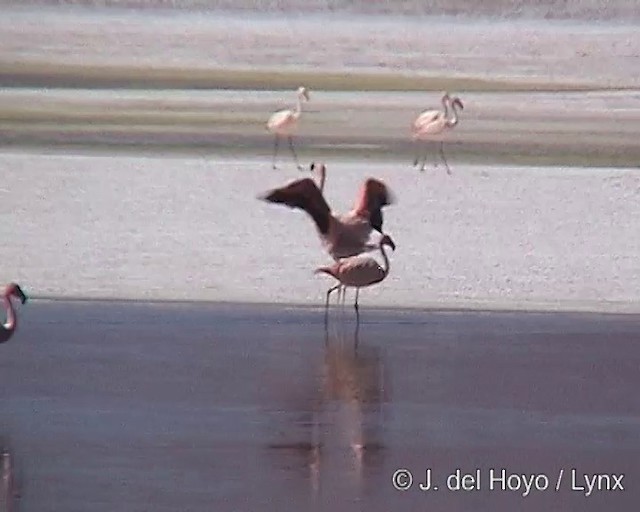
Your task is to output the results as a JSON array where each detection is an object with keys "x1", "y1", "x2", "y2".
[
  {"x1": 259, "y1": 178, "x2": 332, "y2": 235},
  {"x1": 351, "y1": 178, "x2": 395, "y2": 233},
  {"x1": 267, "y1": 109, "x2": 296, "y2": 132},
  {"x1": 412, "y1": 110, "x2": 443, "y2": 132}
]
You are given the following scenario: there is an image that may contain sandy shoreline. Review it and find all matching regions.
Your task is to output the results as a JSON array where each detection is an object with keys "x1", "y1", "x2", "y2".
[{"x1": 2, "y1": 153, "x2": 639, "y2": 314}]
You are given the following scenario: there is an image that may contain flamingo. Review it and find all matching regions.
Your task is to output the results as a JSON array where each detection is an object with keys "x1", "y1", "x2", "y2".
[
  {"x1": 267, "y1": 86, "x2": 310, "y2": 170},
  {"x1": 411, "y1": 92, "x2": 464, "y2": 174},
  {"x1": 315, "y1": 234, "x2": 396, "y2": 321},
  {"x1": 1, "y1": 283, "x2": 28, "y2": 344},
  {"x1": 259, "y1": 168, "x2": 394, "y2": 261}
]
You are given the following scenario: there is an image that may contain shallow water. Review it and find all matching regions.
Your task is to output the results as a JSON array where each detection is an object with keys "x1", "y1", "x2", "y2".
[{"x1": 1, "y1": 301, "x2": 639, "y2": 511}]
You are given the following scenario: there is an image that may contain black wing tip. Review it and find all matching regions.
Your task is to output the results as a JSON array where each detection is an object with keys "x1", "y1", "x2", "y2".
[
  {"x1": 257, "y1": 178, "x2": 316, "y2": 202},
  {"x1": 385, "y1": 188, "x2": 396, "y2": 206},
  {"x1": 257, "y1": 188, "x2": 287, "y2": 204},
  {"x1": 365, "y1": 177, "x2": 396, "y2": 206}
]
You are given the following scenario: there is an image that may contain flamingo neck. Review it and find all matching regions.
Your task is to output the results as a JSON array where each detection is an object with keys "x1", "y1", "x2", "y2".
[
  {"x1": 447, "y1": 101, "x2": 461, "y2": 127},
  {"x1": 379, "y1": 243, "x2": 391, "y2": 277},
  {"x1": 316, "y1": 265, "x2": 339, "y2": 279},
  {"x1": 441, "y1": 95, "x2": 450, "y2": 118},
  {"x1": 1, "y1": 294, "x2": 16, "y2": 341},
  {"x1": 318, "y1": 169, "x2": 326, "y2": 193},
  {"x1": 294, "y1": 94, "x2": 304, "y2": 117}
]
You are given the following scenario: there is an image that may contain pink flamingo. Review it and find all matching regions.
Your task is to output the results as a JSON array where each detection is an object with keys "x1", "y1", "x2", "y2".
[
  {"x1": 259, "y1": 167, "x2": 394, "y2": 261},
  {"x1": 267, "y1": 86, "x2": 310, "y2": 170},
  {"x1": 411, "y1": 92, "x2": 464, "y2": 174},
  {"x1": 315, "y1": 234, "x2": 396, "y2": 321},
  {"x1": 1, "y1": 283, "x2": 28, "y2": 344}
]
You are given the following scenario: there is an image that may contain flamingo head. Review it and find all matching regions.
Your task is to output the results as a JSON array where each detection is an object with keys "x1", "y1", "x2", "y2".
[
  {"x1": 297, "y1": 86, "x2": 310, "y2": 101},
  {"x1": 6, "y1": 283, "x2": 27, "y2": 304},
  {"x1": 380, "y1": 234, "x2": 396, "y2": 251},
  {"x1": 309, "y1": 161, "x2": 326, "y2": 179},
  {"x1": 442, "y1": 91, "x2": 451, "y2": 101},
  {"x1": 451, "y1": 97, "x2": 464, "y2": 110}
]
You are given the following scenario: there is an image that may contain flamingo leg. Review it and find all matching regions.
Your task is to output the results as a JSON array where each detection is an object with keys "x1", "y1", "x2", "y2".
[
  {"x1": 354, "y1": 288, "x2": 360, "y2": 323},
  {"x1": 288, "y1": 136, "x2": 302, "y2": 170},
  {"x1": 422, "y1": 143, "x2": 432, "y2": 172},
  {"x1": 439, "y1": 140, "x2": 452, "y2": 175},
  {"x1": 354, "y1": 320, "x2": 360, "y2": 352},
  {"x1": 325, "y1": 283, "x2": 342, "y2": 323},
  {"x1": 272, "y1": 135, "x2": 279, "y2": 169},
  {"x1": 422, "y1": 141, "x2": 438, "y2": 170},
  {"x1": 413, "y1": 141, "x2": 421, "y2": 168},
  {"x1": 415, "y1": 142, "x2": 428, "y2": 172},
  {"x1": 324, "y1": 313, "x2": 330, "y2": 345}
]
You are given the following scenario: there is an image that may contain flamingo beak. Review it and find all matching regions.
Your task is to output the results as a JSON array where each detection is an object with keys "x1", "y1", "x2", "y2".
[
  {"x1": 309, "y1": 162, "x2": 326, "y2": 176},
  {"x1": 384, "y1": 236, "x2": 396, "y2": 251},
  {"x1": 453, "y1": 98, "x2": 464, "y2": 110},
  {"x1": 15, "y1": 285, "x2": 27, "y2": 304}
]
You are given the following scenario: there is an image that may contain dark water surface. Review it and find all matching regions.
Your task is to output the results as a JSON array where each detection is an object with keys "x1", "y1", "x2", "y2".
[{"x1": 1, "y1": 300, "x2": 639, "y2": 510}]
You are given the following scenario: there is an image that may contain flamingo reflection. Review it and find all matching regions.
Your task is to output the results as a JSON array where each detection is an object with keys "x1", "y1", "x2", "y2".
[
  {"x1": 1, "y1": 441, "x2": 20, "y2": 512},
  {"x1": 268, "y1": 325, "x2": 387, "y2": 503}
]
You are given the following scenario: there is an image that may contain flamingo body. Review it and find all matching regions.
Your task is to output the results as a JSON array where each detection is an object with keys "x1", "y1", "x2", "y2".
[
  {"x1": 318, "y1": 256, "x2": 386, "y2": 288},
  {"x1": 267, "y1": 109, "x2": 299, "y2": 136},
  {"x1": 412, "y1": 109, "x2": 448, "y2": 138},
  {"x1": 309, "y1": 162, "x2": 377, "y2": 258}
]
